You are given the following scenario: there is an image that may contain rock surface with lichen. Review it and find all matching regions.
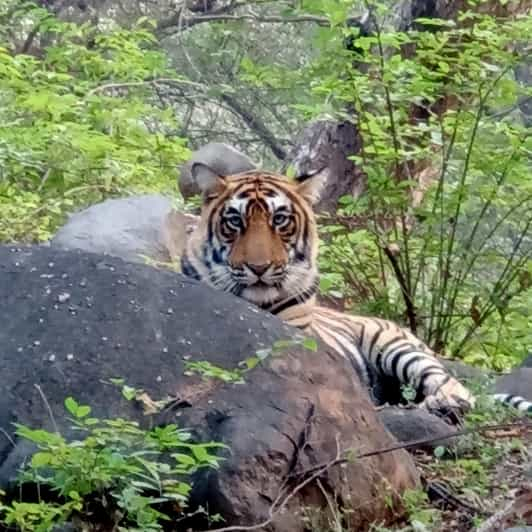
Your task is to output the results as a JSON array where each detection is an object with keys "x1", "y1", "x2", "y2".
[{"x1": 0, "y1": 245, "x2": 418, "y2": 531}]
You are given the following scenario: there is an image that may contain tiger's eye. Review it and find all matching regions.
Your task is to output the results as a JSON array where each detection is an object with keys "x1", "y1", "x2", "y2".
[
  {"x1": 272, "y1": 213, "x2": 288, "y2": 226},
  {"x1": 225, "y1": 215, "x2": 242, "y2": 229}
]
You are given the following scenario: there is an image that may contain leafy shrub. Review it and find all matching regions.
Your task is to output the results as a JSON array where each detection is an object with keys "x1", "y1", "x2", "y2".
[
  {"x1": 0, "y1": 2, "x2": 189, "y2": 242},
  {"x1": 298, "y1": 3, "x2": 532, "y2": 368},
  {"x1": 0, "y1": 397, "x2": 225, "y2": 531}
]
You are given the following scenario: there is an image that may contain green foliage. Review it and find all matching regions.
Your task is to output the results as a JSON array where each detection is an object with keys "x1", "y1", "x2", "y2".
[
  {"x1": 184, "y1": 337, "x2": 319, "y2": 383},
  {"x1": 297, "y1": 2, "x2": 532, "y2": 368},
  {"x1": 0, "y1": 397, "x2": 225, "y2": 530},
  {"x1": 184, "y1": 359, "x2": 247, "y2": 384},
  {"x1": 0, "y1": 499, "x2": 81, "y2": 532},
  {"x1": 369, "y1": 385, "x2": 529, "y2": 532},
  {"x1": 401, "y1": 489, "x2": 441, "y2": 530},
  {"x1": 0, "y1": 1, "x2": 189, "y2": 242}
]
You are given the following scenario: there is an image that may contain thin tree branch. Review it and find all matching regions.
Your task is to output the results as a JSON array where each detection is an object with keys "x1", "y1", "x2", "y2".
[
  {"x1": 157, "y1": 0, "x2": 246, "y2": 34},
  {"x1": 86, "y1": 77, "x2": 204, "y2": 97},
  {"x1": 383, "y1": 244, "x2": 417, "y2": 334},
  {"x1": 158, "y1": 9, "x2": 364, "y2": 35},
  {"x1": 220, "y1": 92, "x2": 287, "y2": 160}
]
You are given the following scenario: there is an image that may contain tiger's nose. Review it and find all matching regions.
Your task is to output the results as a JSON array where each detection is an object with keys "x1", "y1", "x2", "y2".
[{"x1": 247, "y1": 262, "x2": 271, "y2": 276}]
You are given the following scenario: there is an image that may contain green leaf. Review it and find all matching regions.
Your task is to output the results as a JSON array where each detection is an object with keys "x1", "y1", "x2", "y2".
[
  {"x1": 64, "y1": 397, "x2": 79, "y2": 417},
  {"x1": 272, "y1": 339, "x2": 297, "y2": 352},
  {"x1": 31, "y1": 451, "x2": 54, "y2": 467},
  {"x1": 121, "y1": 385, "x2": 137, "y2": 401},
  {"x1": 240, "y1": 356, "x2": 260, "y2": 370},
  {"x1": 433, "y1": 446, "x2": 446, "y2": 459},
  {"x1": 302, "y1": 338, "x2": 318, "y2": 352},
  {"x1": 172, "y1": 453, "x2": 197, "y2": 467},
  {"x1": 76, "y1": 405, "x2": 91, "y2": 418},
  {"x1": 414, "y1": 17, "x2": 456, "y2": 27}
]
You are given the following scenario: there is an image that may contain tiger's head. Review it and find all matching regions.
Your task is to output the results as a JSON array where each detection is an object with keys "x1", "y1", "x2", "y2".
[{"x1": 183, "y1": 164, "x2": 324, "y2": 315}]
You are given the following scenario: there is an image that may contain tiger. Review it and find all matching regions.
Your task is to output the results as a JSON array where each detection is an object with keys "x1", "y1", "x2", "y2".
[{"x1": 181, "y1": 163, "x2": 532, "y2": 414}]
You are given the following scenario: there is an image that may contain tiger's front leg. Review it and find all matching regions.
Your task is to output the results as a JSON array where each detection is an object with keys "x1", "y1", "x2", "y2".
[
  {"x1": 309, "y1": 309, "x2": 476, "y2": 413},
  {"x1": 381, "y1": 346, "x2": 476, "y2": 413},
  {"x1": 419, "y1": 372, "x2": 476, "y2": 413}
]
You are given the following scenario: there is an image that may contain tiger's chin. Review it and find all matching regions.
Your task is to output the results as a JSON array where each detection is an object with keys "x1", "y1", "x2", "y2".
[
  {"x1": 240, "y1": 284, "x2": 284, "y2": 306},
  {"x1": 239, "y1": 274, "x2": 314, "y2": 309}
]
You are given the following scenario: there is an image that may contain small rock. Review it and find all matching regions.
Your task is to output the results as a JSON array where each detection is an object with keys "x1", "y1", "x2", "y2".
[
  {"x1": 495, "y1": 368, "x2": 532, "y2": 399},
  {"x1": 57, "y1": 292, "x2": 70, "y2": 303},
  {"x1": 378, "y1": 406, "x2": 458, "y2": 452}
]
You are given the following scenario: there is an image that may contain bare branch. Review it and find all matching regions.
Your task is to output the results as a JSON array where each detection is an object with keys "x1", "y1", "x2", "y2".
[
  {"x1": 157, "y1": 1, "x2": 364, "y2": 36},
  {"x1": 220, "y1": 92, "x2": 288, "y2": 160},
  {"x1": 157, "y1": 0, "x2": 247, "y2": 34},
  {"x1": 383, "y1": 244, "x2": 418, "y2": 334},
  {"x1": 86, "y1": 78, "x2": 204, "y2": 97}
]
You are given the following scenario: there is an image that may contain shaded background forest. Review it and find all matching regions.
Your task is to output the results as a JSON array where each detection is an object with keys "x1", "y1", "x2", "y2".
[{"x1": 1, "y1": 0, "x2": 532, "y2": 369}]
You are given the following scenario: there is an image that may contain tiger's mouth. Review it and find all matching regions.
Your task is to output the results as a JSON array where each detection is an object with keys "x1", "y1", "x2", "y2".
[
  {"x1": 235, "y1": 276, "x2": 284, "y2": 289},
  {"x1": 229, "y1": 267, "x2": 288, "y2": 288}
]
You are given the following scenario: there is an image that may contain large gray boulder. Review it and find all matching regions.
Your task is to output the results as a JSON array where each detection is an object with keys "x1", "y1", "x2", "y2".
[
  {"x1": 0, "y1": 245, "x2": 418, "y2": 531},
  {"x1": 51, "y1": 195, "x2": 197, "y2": 266},
  {"x1": 179, "y1": 142, "x2": 257, "y2": 200},
  {"x1": 51, "y1": 194, "x2": 174, "y2": 263}
]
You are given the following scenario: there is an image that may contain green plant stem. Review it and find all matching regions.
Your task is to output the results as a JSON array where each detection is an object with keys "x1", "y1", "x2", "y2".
[{"x1": 440, "y1": 142, "x2": 526, "y2": 346}]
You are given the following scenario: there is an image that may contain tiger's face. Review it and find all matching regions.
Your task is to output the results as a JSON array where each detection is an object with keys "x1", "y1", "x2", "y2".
[{"x1": 185, "y1": 165, "x2": 324, "y2": 308}]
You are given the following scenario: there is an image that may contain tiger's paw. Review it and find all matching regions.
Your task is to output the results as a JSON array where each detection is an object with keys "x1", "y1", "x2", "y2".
[{"x1": 422, "y1": 377, "x2": 476, "y2": 415}]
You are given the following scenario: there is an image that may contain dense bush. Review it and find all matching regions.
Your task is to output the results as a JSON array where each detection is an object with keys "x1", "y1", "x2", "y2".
[
  {"x1": 295, "y1": 5, "x2": 532, "y2": 368},
  {"x1": 0, "y1": 397, "x2": 224, "y2": 531},
  {"x1": 0, "y1": 2, "x2": 189, "y2": 242}
]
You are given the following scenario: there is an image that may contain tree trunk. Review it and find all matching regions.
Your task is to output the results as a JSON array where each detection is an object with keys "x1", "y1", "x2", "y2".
[{"x1": 283, "y1": 120, "x2": 366, "y2": 214}]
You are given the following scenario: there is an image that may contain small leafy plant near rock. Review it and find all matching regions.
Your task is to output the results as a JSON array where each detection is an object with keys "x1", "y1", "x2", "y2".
[
  {"x1": 183, "y1": 337, "x2": 319, "y2": 384},
  {"x1": 0, "y1": 397, "x2": 226, "y2": 531}
]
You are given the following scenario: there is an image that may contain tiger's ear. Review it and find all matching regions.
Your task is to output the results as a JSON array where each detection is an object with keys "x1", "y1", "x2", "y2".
[
  {"x1": 191, "y1": 162, "x2": 227, "y2": 198},
  {"x1": 295, "y1": 167, "x2": 327, "y2": 205}
]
